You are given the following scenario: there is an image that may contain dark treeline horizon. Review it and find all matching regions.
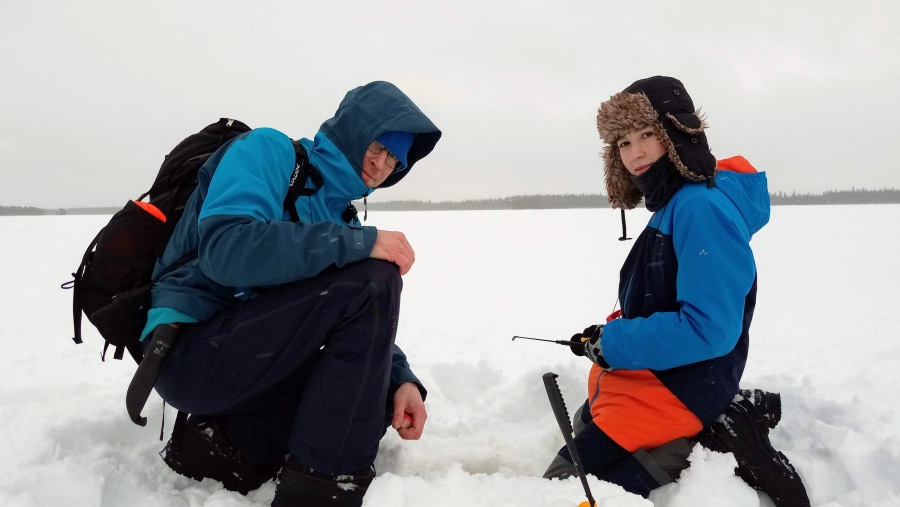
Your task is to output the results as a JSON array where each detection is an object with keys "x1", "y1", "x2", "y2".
[
  {"x1": 2, "y1": 188, "x2": 899, "y2": 216},
  {"x1": 363, "y1": 188, "x2": 900, "y2": 211}
]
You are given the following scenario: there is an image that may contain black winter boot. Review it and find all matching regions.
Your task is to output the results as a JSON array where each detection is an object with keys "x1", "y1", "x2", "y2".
[
  {"x1": 697, "y1": 399, "x2": 810, "y2": 507},
  {"x1": 272, "y1": 459, "x2": 374, "y2": 507},
  {"x1": 161, "y1": 414, "x2": 281, "y2": 495},
  {"x1": 739, "y1": 388, "x2": 782, "y2": 432}
]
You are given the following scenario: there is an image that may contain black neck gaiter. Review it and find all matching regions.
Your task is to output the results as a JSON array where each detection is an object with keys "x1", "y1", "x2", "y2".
[{"x1": 630, "y1": 157, "x2": 685, "y2": 212}]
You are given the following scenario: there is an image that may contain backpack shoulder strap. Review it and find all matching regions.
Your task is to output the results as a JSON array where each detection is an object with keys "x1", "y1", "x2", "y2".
[
  {"x1": 68, "y1": 228, "x2": 104, "y2": 345},
  {"x1": 283, "y1": 141, "x2": 322, "y2": 223}
]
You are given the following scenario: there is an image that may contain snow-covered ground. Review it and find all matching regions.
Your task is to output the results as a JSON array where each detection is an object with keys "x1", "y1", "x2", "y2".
[{"x1": 1, "y1": 205, "x2": 898, "y2": 506}]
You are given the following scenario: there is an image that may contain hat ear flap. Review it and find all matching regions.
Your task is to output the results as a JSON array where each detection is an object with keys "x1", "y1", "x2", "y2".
[
  {"x1": 603, "y1": 145, "x2": 643, "y2": 210},
  {"x1": 659, "y1": 112, "x2": 716, "y2": 182}
]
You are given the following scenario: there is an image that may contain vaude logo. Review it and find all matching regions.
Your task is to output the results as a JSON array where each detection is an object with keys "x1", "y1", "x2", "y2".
[{"x1": 290, "y1": 163, "x2": 301, "y2": 187}]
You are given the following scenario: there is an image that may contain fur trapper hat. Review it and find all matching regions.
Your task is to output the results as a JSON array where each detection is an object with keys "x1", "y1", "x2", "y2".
[{"x1": 597, "y1": 76, "x2": 717, "y2": 209}]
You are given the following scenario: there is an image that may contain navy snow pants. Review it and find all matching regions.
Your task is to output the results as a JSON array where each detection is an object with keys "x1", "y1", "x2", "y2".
[
  {"x1": 545, "y1": 400, "x2": 671, "y2": 497},
  {"x1": 152, "y1": 259, "x2": 401, "y2": 475}
]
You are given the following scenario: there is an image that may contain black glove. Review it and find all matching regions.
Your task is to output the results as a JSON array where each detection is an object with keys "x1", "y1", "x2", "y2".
[
  {"x1": 569, "y1": 325, "x2": 599, "y2": 357},
  {"x1": 583, "y1": 324, "x2": 612, "y2": 371}
]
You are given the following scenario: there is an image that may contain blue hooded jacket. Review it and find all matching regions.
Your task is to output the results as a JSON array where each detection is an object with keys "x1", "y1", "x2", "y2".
[
  {"x1": 601, "y1": 158, "x2": 770, "y2": 424},
  {"x1": 143, "y1": 81, "x2": 441, "y2": 390}
]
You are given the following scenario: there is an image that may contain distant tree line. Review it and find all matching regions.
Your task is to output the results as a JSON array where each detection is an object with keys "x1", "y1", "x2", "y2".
[
  {"x1": 364, "y1": 193, "x2": 604, "y2": 211},
  {"x1": 0, "y1": 205, "x2": 49, "y2": 216},
  {"x1": 365, "y1": 188, "x2": 900, "y2": 211},
  {"x1": 0, "y1": 206, "x2": 115, "y2": 216},
  {"x1": 2, "y1": 188, "x2": 899, "y2": 215},
  {"x1": 769, "y1": 188, "x2": 900, "y2": 205}
]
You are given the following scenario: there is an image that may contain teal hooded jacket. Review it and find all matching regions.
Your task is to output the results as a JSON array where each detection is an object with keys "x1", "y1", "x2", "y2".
[{"x1": 143, "y1": 81, "x2": 441, "y2": 388}]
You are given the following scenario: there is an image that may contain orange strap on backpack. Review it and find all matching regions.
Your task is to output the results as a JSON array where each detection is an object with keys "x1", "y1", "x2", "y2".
[{"x1": 133, "y1": 200, "x2": 167, "y2": 222}]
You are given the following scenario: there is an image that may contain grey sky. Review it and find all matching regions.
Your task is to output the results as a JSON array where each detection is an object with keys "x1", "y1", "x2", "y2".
[{"x1": 3, "y1": 1, "x2": 898, "y2": 208}]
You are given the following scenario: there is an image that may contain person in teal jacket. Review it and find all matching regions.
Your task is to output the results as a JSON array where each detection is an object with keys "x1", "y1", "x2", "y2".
[{"x1": 142, "y1": 81, "x2": 441, "y2": 507}]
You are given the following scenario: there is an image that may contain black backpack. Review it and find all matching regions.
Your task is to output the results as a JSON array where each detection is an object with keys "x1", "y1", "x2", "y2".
[{"x1": 63, "y1": 118, "x2": 322, "y2": 364}]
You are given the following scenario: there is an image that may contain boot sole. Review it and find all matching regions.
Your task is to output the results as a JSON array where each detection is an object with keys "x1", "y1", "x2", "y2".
[{"x1": 701, "y1": 400, "x2": 810, "y2": 507}]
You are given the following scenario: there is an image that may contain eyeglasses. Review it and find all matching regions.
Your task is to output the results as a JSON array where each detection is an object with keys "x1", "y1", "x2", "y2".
[{"x1": 368, "y1": 141, "x2": 405, "y2": 172}]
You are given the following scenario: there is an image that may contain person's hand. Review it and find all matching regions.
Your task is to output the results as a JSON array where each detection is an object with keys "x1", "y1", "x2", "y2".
[
  {"x1": 392, "y1": 382, "x2": 426, "y2": 440},
  {"x1": 569, "y1": 325, "x2": 598, "y2": 356},
  {"x1": 583, "y1": 325, "x2": 612, "y2": 371},
  {"x1": 370, "y1": 230, "x2": 415, "y2": 275}
]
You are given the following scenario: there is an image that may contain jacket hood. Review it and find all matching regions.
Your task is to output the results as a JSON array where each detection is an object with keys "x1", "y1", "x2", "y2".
[
  {"x1": 318, "y1": 81, "x2": 442, "y2": 188},
  {"x1": 714, "y1": 156, "x2": 770, "y2": 236},
  {"x1": 597, "y1": 76, "x2": 716, "y2": 209}
]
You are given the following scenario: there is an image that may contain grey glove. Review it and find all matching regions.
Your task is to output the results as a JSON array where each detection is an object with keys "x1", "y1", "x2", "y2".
[
  {"x1": 569, "y1": 325, "x2": 599, "y2": 357},
  {"x1": 584, "y1": 324, "x2": 612, "y2": 371}
]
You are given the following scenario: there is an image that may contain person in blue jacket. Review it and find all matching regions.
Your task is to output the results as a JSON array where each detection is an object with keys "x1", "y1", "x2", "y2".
[
  {"x1": 140, "y1": 81, "x2": 441, "y2": 507},
  {"x1": 543, "y1": 76, "x2": 809, "y2": 506}
]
